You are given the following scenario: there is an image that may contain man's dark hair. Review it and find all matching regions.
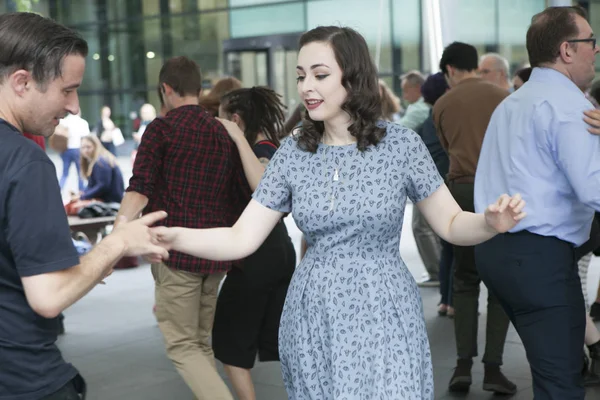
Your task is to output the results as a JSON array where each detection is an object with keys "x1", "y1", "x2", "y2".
[
  {"x1": 439, "y1": 42, "x2": 478, "y2": 74},
  {"x1": 159, "y1": 56, "x2": 202, "y2": 97},
  {"x1": 0, "y1": 13, "x2": 88, "y2": 89},
  {"x1": 526, "y1": 6, "x2": 588, "y2": 67}
]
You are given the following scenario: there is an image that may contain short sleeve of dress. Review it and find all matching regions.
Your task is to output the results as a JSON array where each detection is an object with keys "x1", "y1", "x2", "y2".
[
  {"x1": 252, "y1": 136, "x2": 294, "y2": 213},
  {"x1": 403, "y1": 126, "x2": 444, "y2": 203}
]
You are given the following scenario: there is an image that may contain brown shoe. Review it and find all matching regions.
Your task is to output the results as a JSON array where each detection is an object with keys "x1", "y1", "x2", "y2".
[
  {"x1": 449, "y1": 359, "x2": 472, "y2": 392},
  {"x1": 483, "y1": 364, "x2": 517, "y2": 395}
]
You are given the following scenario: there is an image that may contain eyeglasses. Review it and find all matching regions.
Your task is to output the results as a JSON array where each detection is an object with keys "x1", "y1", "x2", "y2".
[{"x1": 566, "y1": 38, "x2": 597, "y2": 48}]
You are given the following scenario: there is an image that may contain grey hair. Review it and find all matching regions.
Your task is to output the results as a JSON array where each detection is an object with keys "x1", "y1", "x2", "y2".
[
  {"x1": 400, "y1": 70, "x2": 426, "y2": 87},
  {"x1": 480, "y1": 53, "x2": 510, "y2": 77}
]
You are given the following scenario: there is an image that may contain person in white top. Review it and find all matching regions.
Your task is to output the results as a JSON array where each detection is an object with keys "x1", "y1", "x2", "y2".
[{"x1": 58, "y1": 110, "x2": 90, "y2": 191}]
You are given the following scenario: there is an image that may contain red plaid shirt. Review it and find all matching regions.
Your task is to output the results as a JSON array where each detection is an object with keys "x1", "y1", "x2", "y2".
[{"x1": 127, "y1": 105, "x2": 250, "y2": 274}]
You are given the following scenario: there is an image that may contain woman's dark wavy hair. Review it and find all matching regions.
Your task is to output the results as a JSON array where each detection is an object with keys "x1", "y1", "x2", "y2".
[
  {"x1": 220, "y1": 86, "x2": 286, "y2": 147},
  {"x1": 297, "y1": 26, "x2": 385, "y2": 153}
]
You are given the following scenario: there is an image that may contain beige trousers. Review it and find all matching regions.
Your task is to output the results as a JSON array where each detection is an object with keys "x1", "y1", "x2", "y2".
[{"x1": 151, "y1": 262, "x2": 232, "y2": 400}]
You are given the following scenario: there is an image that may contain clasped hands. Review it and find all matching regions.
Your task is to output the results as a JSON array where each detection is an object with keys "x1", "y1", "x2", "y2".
[{"x1": 110, "y1": 211, "x2": 174, "y2": 264}]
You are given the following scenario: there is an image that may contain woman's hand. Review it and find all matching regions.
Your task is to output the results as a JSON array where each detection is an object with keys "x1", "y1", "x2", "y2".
[
  {"x1": 216, "y1": 117, "x2": 245, "y2": 142},
  {"x1": 484, "y1": 193, "x2": 527, "y2": 234},
  {"x1": 583, "y1": 109, "x2": 600, "y2": 135},
  {"x1": 151, "y1": 226, "x2": 180, "y2": 252}
]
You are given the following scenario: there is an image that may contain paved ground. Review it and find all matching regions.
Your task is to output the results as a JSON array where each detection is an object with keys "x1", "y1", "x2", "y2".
[{"x1": 52, "y1": 147, "x2": 600, "y2": 399}]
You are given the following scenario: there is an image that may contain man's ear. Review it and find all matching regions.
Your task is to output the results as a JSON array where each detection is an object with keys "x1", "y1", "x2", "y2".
[
  {"x1": 160, "y1": 83, "x2": 173, "y2": 96},
  {"x1": 559, "y1": 41, "x2": 574, "y2": 63},
  {"x1": 10, "y1": 69, "x2": 32, "y2": 96}
]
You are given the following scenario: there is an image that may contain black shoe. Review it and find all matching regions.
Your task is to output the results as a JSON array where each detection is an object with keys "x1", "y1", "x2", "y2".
[
  {"x1": 483, "y1": 364, "x2": 517, "y2": 395},
  {"x1": 586, "y1": 342, "x2": 600, "y2": 387},
  {"x1": 591, "y1": 302, "x2": 600, "y2": 322},
  {"x1": 449, "y1": 359, "x2": 473, "y2": 392}
]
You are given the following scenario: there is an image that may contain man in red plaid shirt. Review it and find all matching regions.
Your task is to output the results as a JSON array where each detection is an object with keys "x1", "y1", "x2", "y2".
[{"x1": 117, "y1": 56, "x2": 249, "y2": 400}]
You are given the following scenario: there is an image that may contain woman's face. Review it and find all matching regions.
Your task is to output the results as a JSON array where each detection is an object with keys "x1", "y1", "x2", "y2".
[
  {"x1": 296, "y1": 41, "x2": 348, "y2": 125},
  {"x1": 101, "y1": 106, "x2": 111, "y2": 119},
  {"x1": 80, "y1": 138, "x2": 95, "y2": 160}
]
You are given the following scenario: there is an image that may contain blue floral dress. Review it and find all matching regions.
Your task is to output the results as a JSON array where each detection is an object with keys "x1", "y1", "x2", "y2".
[{"x1": 253, "y1": 121, "x2": 443, "y2": 399}]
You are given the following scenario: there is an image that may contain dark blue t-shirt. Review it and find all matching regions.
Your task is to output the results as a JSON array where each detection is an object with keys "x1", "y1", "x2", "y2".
[
  {"x1": 80, "y1": 156, "x2": 125, "y2": 203},
  {"x1": 0, "y1": 121, "x2": 80, "y2": 399}
]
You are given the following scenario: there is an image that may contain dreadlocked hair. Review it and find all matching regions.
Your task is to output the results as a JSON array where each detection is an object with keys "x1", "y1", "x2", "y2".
[{"x1": 220, "y1": 86, "x2": 287, "y2": 147}]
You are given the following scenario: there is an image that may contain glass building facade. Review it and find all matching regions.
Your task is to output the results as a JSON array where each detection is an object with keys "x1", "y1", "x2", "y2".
[{"x1": 0, "y1": 0, "x2": 588, "y2": 135}]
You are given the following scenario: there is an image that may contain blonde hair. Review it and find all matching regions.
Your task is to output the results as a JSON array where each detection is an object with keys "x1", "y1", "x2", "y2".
[
  {"x1": 140, "y1": 103, "x2": 157, "y2": 121},
  {"x1": 378, "y1": 80, "x2": 401, "y2": 121},
  {"x1": 80, "y1": 135, "x2": 117, "y2": 179}
]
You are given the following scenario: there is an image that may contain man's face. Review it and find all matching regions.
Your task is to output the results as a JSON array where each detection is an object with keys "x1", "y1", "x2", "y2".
[
  {"x1": 401, "y1": 80, "x2": 421, "y2": 104},
  {"x1": 478, "y1": 57, "x2": 505, "y2": 87},
  {"x1": 569, "y1": 15, "x2": 599, "y2": 91},
  {"x1": 22, "y1": 55, "x2": 85, "y2": 137}
]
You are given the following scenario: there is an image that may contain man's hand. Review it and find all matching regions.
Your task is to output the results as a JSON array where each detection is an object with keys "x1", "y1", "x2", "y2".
[
  {"x1": 111, "y1": 211, "x2": 169, "y2": 260},
  {"x1": 583, "y1": 109, "x2": 600, "y2": 135}
]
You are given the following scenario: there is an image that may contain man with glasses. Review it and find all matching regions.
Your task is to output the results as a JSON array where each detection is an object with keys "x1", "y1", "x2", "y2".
[
  {"x1": 474, "y1": 6, "x2": 600, "y2": 399},
  {"x1": 478, "y1": 53, "x2": 512, "y2": 92}
]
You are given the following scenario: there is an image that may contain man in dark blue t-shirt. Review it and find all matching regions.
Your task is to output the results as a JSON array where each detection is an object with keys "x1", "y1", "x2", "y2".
[{"x1": 0, "y1": 13, "x2": 169, "y2": 400}]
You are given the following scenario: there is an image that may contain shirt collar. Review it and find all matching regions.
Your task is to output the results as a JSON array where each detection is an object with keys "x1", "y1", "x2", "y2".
[{"x1": 529, "y1": 67, "x2": 584, "y2": 95}]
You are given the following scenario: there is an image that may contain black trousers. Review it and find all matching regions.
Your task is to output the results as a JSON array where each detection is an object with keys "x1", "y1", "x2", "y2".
[
  {"x1": 41, "y1": 375, "x2": 86, "y2": 400},
  {"x1": 475, "y1": 231, "x2": 585, "y2": 400},
  {"x1": 448, "y1": 181, "x2": 510, "y2": 364}
]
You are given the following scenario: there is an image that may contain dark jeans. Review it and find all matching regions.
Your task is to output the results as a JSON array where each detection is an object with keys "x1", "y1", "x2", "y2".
[
  {"x1": 59, "y1": 148, "x2": 83, "y2": 191},
  {"x1": 475, "y1": 231, "x2": 585, "y2": 400},
  {"x1": 42, "y1": 375, "x2": 86, "y2": 400},
  {"x1": 439, "y1": 239, "x2": 454, "y2": 306},
  {"x1": 448, "y1": 181, "x2": 510, "y2": 365}
]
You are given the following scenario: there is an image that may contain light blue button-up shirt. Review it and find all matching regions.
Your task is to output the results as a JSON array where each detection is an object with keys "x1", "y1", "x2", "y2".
[{"x1": 474, "y1": 67, "x2": 600, "y2": 246}]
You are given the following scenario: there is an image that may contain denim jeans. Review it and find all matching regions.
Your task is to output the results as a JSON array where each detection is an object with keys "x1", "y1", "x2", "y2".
[{"x1": 59, "y1": 148, "x2": 84, "y2": 191}]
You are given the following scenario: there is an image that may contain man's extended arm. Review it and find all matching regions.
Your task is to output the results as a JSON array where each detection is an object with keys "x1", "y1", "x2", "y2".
[{"x1": 21, "y1": 212, "x2": 167, "y2": 318}]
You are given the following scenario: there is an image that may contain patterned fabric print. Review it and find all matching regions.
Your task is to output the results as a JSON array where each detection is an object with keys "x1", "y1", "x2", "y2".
[{"x1": 253, "y1": 121, "x2": 443, "y2": 399}]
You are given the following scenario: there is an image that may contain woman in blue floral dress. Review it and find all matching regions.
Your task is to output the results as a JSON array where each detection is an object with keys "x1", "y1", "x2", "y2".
[{"x1": 153, "y1": 26, "x2": 527, "y2": 400}]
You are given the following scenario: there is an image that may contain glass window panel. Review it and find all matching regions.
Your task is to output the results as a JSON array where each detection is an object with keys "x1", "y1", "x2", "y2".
[
  {"x1": 498, "y1": 0, "x2": 545, "y2": 71},
  {"x1": 230, "y1": 0, "x2": 295, "y2": 7},
  {"x1": 169, "y1": 11, "x2": 230, "y2": 81},
  {"x1": 197, "y1": 0, "x2": 228, "y2": 9},
  {"x1": 230, "y1": 3, "x2": 304, "y2": 38},
  {"x1": 306, "y1": 0, "x2": 393, "y2": 73},
  {"x1": 142, "y1": 0, "x2": 160, "y2": 16},
  {"x1": 54, "y1": 1, "x2": 98, "y2": 25},
  {"x1": 143, "y1": 18, "x2": 163, "y2": 89},
  {"x1": 77, "y1": 26, "x2": 103, "y2": 92},
  {"x1": 107, "y1": 0, "x2": 128, "y2": 21},
  {"x1": 392, "y1": 0, "x2": 421, "y2": 74},
  {"x1": 440, "y1": 0, "x2": 496, "y2": 46}
]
